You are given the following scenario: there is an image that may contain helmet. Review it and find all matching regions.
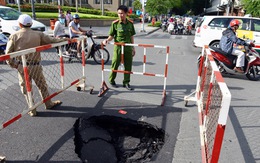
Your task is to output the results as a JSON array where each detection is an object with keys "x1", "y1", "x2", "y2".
[
  {"x1": 72, "y1": 14, "x2": 80, "y2": 19},
  {"x1": 18, "y1": 14, "x2": 32, "y2": 26},
  {"x1": 230, "y1": 19, "x2": 240, "y2": 27}
]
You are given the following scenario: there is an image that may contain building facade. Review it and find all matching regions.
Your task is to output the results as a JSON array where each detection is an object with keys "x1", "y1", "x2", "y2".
[{"x1": 205, "y1": 0, "x2": 244, "y2": 16}]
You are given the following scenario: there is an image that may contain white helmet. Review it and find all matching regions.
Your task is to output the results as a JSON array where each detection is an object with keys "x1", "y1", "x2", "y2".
[{"x1": 18, "y1": 14, "x2": 33, "y2": 26}]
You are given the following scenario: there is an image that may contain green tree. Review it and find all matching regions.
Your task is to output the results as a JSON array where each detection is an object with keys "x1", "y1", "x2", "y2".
[
  {"x1": 242, "y1": 0, "x2": 260, "y2": 17},
  {"x1": 145, "y1": 0, "x2": 181, "y2": 16},
  {"x1": 145, "y1": 0, "x2": 168, "y2": 16},
  {"x1": 132, "y1": 0, "x2": 142, "y2": 11}
]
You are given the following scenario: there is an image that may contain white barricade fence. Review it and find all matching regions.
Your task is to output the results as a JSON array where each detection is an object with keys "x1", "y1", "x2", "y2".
[
  {"x1": 184, "y1": 46, "x2": 232, "y2": 163},
  {"x1": 0, "y1": 37, "x2": 90, "y2": 130},
  {"x1": 98, "y1": 42, "x2": 170, "y2": 106}
]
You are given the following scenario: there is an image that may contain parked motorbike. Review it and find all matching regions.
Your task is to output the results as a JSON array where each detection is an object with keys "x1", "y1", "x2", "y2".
[
  {"x1": 197, "y1": 41, "x2": 260, "y2": 81},
  {"x1": 177, "y1": 23, "x2": 184, "y2": 35},
  {"x1": 184, "y1": 25, "x2": 192, "y2": 35},
  {"x1": 58, "y1": 32, "x2": 110, "y2": 64},
  {"x1": 161, "y1": 21, "x2": 168, "y2": 32}
]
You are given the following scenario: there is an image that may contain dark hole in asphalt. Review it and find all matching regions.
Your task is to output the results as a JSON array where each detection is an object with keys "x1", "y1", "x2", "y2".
[{"x1": 74, "y1": 115, "x2": 166, "y2": 163}]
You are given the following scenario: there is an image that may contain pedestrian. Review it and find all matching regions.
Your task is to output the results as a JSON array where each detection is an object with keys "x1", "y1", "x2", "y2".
[
  {"x1": 66, "y1": 10, "x2": 72, "y2": 27},
  {"x1": 102, "y1": 5, "x2": 136, "y2": 90},
  {"x1": 6, "y1": 14, "x2": 70, "y2": 116}
]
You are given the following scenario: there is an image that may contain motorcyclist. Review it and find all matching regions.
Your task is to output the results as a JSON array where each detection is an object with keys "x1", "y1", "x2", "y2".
[
  {"x1": 68, "y1": 14, "x2": 90, "y2": 58},
  {"x1": 219, "y1": 19, "x2": 248, "y2": 73}
]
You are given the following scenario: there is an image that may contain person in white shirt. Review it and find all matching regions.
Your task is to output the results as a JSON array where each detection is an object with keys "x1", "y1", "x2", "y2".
[{"x1": 53, "y1": 14, "x2": 70, "y2": 55}]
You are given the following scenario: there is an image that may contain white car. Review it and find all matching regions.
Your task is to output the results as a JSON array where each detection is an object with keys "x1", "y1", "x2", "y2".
[
  {"x1": 193, "y1": 15, "x2": 260, "y2": 52},
  {"x1": 0, "y1": 5, "x2": 48, "y2": 37}
]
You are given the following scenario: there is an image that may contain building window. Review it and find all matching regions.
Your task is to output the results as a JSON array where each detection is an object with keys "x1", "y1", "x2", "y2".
[
  {"x1": 104, "y1": 0, "x2": 112, "y2": 4},
  {"x1": 94, "y1": 0, "x2": 100, "y2": 4},
  {"x1": 120, "y1": 0, "x2": 133, "y2": 7}
]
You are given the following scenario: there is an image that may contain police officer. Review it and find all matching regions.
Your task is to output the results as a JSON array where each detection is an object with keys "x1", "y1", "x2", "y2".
[
  {"x1": 6, "y1": 14, "x2": 70, "y2": 116},
  {"x1": 103, "y1": 5, "x2": 136, "y2": 90}
]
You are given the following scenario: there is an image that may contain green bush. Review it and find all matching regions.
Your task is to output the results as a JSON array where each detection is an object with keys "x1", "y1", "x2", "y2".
[
  {"x1": 7, "y1": 3, "x2": 118, "y2": 17},
  {"x1": 148, "y1": 21, "x2": 161, "y2": 27}
]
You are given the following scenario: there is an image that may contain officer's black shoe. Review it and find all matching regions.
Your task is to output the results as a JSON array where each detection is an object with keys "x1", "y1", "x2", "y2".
[
  {"x1": 109, "y1": 82, "x2": 118, "y2": 88},
  {"x1": 123, "y1": 84, "x2": 133, "y2": 90}
]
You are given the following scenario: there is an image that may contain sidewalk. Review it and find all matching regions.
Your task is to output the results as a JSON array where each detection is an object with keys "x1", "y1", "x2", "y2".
[{"x1": 47, "y1": 23, "x2": 160, "y2": 38}]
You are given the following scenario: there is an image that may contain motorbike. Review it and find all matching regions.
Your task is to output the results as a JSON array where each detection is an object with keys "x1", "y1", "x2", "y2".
[
  {"x1": 184, "y1": 25, "x2": 192, "y2": 35},
  {"x1": 177, "y1": 23, "x2": 184, "y2": 35},
  {"x1": 0, "y1": 33, "x2": 8, "y2": 64},
  {"x1": 58, "y1": 32, "x2": 110, "y2": 64},
  {"x1": 161, "y1": 21, "x2": 168, "y2": 32},
  {"x1": 197, "y1": 41, "x2": 260, "y2": 81}
]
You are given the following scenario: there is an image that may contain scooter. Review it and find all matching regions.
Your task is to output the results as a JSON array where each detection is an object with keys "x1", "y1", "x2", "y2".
[
  {"x1": 177, "y1": 23, "x2": 184, "y2": 35},
  {"x1": 197, "y1": 41, "x2": 260, "y2": 81},
  {"x1": 184, "y1": 25, "x2": 192, "y2": 35},
  {"x1": 58, "y1": 32, "x2": 110, "y2": 64},
  {"x1": 161, "y1": 21, "x2": 168, "y2": 32}
]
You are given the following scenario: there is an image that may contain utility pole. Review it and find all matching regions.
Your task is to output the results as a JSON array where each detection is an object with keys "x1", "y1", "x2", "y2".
[
  {"x1": 31, "y1": 0, "x2": 36, "y2": 20},
  {"x1": 101, "y1": 0, "x2": 104, "y2": 16},
  {"x1": 140, "y1": 0, "x2": 146, "y2": 32}
]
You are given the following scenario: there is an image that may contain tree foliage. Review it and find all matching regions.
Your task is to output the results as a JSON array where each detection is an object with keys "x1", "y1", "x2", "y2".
[
  {"x1": 132, "y1": 0, "x2": 142, "y2": 11},
  {"x1": 242, "y1": 0, "x2": 260, "y2": 17}
]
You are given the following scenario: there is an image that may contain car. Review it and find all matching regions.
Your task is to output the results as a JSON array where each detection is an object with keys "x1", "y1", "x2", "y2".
[
  {"x1": 0, "y1": 5, "x2": 48, "y2": 37},
  {"x1": 193, "y1": 15, "x2": 260, "y2": 52}
]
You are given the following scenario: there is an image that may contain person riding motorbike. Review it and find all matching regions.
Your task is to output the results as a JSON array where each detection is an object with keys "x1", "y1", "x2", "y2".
[
  {"x1": 68, "y1": 14, "x2": 90, "y2": 58},
  {"x1": 219, "y1": 19, "x2": 248, "y2": 73}
]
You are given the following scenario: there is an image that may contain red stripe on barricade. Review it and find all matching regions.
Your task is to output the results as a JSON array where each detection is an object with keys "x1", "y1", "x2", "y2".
[
  {"x1": 3, "y1": 114, "x2": 22, "y2": 128},
  {"x1": 82, "y1": 51, "x2": 86, "y2": 66},
  {"x1": 254, "y1": 45, "x2": 260, "y2": 48},
  {"x1": 114, "y1": 42, "x2": 125, "y2": 46},
  {"x1": 121, "y1": 53, "x2": 124, "y2": 64},
  {"x1": 102, "y1": 59, "x2": 104, "y2": 70},
  {"x1": 71, "y1": 79, "x2": 80, "y2": 86},
  {"x1": 0, "y1": 54, "x2": 10, "y2": 61},
  {"x1": 138, "y1": 44, "x2": 154, "y2": 48},
  {"x1": 43, "y1": 92, "x2": 59, "y2": 103},
  {"x1": 143, "y1": 55, "x2": 146, "y2": 63},
  {"x1": 214, "y1": 71, "x2": 224, "y2": 83},
  {"x1": 112, "y1": 70, "x2": 133, "y2": 74},
  {"x1": 164, "y1": 64, "x2": 168, "y2": 77},
  {"x1": 166, "y1": 46, "x2": 170, "y2": 53},
  {"x1": 143, "y1": 72, "x2": 156, "y2": 76},
  {"x1": 210, "y1": 124, "x2": 226, "y2": 163},
  {"x1": 60, "y1": 57, "x2": 64, "y2": 76},
  {"x1": 35, "y1": 45, "x2": 52, "y2": 52},
  {"x1": 205, "y1": 82, "x2": 213, "y2": 115},
  {"x1": 70, "y1": 39, "x2": 78, "y2": 43},
  {"x1": 208, "y1": 54, "x2": 214, "y2": 61},
  {"x1": 23, "y1": 67, "x2": 31, "y2": 92},
  {"x1": 198, "y1": 56, "x2": 204, "y2": 77}
]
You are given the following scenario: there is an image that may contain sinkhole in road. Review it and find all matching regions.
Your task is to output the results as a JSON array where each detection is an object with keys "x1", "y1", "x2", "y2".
[{"x1": 74, "y1": 115, "x2": 166, "y2": 163}]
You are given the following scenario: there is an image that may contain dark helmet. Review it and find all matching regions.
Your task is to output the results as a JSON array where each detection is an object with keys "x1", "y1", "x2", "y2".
[{"x1": 73, "y1": 14, "x2": 80, "y2": 19}]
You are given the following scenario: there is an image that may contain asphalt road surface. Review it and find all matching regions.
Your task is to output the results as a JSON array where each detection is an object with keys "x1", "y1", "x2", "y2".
[{"x1": 0, "y1": 27, "x2": 259, "y2": 163}]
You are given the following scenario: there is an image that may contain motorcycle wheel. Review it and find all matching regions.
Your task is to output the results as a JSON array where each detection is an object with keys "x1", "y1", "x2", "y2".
[
  {"x1": 93, "y1": 48, "x2": 110, "y2": 64},
  {"x1": 246, "y1": 65, "x2": 260, "y2": 81}
]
